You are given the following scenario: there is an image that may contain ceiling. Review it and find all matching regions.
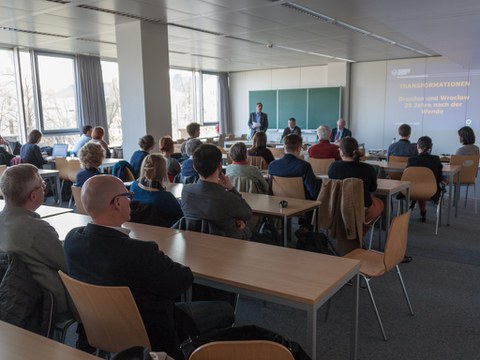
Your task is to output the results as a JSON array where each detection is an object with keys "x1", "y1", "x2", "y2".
[{"x1": 1, "y1": 0, "x2": 480, "y2": 72}]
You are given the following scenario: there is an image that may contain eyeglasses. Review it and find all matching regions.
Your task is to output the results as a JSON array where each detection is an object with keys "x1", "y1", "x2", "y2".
[
  {"x1": 36, "y1": 181, "x2": 47, "y2": 191},
  {"x1": 110, "y1": 191, "x2": 134, "y2": 204}
]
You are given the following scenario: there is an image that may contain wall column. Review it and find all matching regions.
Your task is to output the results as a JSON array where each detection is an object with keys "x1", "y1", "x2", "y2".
[{"x1": 115, "y1": 20, "x2": 171, "y2": 159}]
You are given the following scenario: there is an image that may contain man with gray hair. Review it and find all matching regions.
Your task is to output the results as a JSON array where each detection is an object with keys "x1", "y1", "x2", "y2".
[
  {"x1": 308, "y1": 125, "x2": 341, "y2": 160},
  {"x1": 0, "y1": 164, "x2": 70, "y2": 321}
]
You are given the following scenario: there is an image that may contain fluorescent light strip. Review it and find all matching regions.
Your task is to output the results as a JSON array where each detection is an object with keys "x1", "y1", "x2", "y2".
[{"x1": 282, "y1": 2, "x2": 432, "y2": 57}]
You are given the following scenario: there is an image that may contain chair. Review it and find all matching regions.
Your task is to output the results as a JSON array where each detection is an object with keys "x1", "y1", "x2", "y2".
[
  {"x1": 400, "y1": 167, "x2": 443, "y2": 234},
  {"x1": 189, "y1": 340, "x2": 294, "y2": 360},
  {"x1": 386, "y1": 155, "x2": 409, "y2": 180},
  {"x1": 218, "y1": 146, "x2": 232, "y2": 165},
  {"x1": 54, "y1": 158, "x2": 70, "y2": 193},
  {"x1": 58, "y1": 271, "x2": 151, "y2": 355},
  {"x1": 247, "y1": 155, "x2": 267, "y2": 170},
  {"x1": 172, "y1": 217, "x2": 226, "y2": 237},
  {"x1": 308, "y1": 157, "x2": 334, "y2": 175},
  {"x1": 344, "y1": 211, "x2": 414, "y2": 341},
  {"x1": 71, "y1": 185, "x2": 87, "y2": 215},
  {"x1": 270, "y1": 176, "x2": 305, "y2": 199},
  {"x1": 449, "y1": 155, "x2": 480, "y2": 214},
  {"x1": 217, "y1": 134, "x2": 226, "y2": 148},
  {"x1": 269, "y1": 147, "x2": 284, "y2": 159}
]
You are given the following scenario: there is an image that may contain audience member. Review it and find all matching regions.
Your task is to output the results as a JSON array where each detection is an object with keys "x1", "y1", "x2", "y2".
[
  {"x1": 247, "y1": 102, "x2": 268, "y2": 140},
  {"x1": 328, "y1": 137, "x2": 384, "y2": 227},
  {"x1": 247, "y1": 131, "x2": 275, "y2": 164},
  {"x1": 387, "y1": 123, "x2": 418, "y2": 159},
  {"x1": 181, "y1": 144, "x2": 253, "y2": 239},
  {"x1": 407, "y1": 136, "x2": 444, "y2": 222},
  {"x1": 269, "y1": 134, "x2": 320, "y2": 200},
  {"x1": 159, "y1": 136, "x2": 181, "y2": 182},
  {"x1": 179, "y1": 138, "x2": 202, "y2": 182},
  {"x1": 281, "y1": 117, "x2": 302, "y2": 140},
  {"x1": 226, "y1": 142, "x2": 268, "y2": 194},
  {"x1": 0, "y1": 135, "x2": 14, "y2": 165},
  {"x1": 20, "y1": 129, "x2": 48, "y2": 169},
  {"x1": 455, "y1": 126, "x2": 479, "y2": 155},
  {"x1": 0, "y1": 164, "x2": 71, "y2": 321},
  {"x1": 72, "y1": 125, "x2": 93, "y2": 156},
  {"x1": 180, "y1": 122, "x2": 201, "y2": 157},
  {"x1": 308, "y1": 125, "x2": 341, "y2": 160},
  {"x1": 130, "y1": 135, "x2": 155, "y2": 178},
  {"x1": 90, "y1": 126, "x2": 111, "y2": 158},
  {"x1": 130, "y1": 154, "x2": 183, "y2": 227},
  {"x1": 76, "y1": 142, "x2": 105, "y2": 187},
  {"x1": 329, "y1": 118, "x2": 352, "y2": 143},
  {"x1": 64, "y1": 175, "x2": 233, "y2": 359}
]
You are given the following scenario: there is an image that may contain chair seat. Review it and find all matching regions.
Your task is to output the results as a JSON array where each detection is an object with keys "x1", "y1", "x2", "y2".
[{"x1": 344, "y1": 249, "x2": 386, "y2": 277}]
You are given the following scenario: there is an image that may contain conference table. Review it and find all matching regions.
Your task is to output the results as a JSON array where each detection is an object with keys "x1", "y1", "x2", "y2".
[
  {"x1": 44, "y1": 213, "x2": 360, "y2": 359},
  {"x1": 240, "y1": 192, "x2": 321, "y2": 247},
  {"x1": 0, "y1": 320, "x2": 99, "y2": 360},
  {"x1": 366, "y1": 160, "x2": 461, "y2": 225},
  {"x1": 0, "y1": 199, "x2": 72, "y2": 218},
  {"x1": 38, "y1": 169, "x2": 62, "y2": 205}
]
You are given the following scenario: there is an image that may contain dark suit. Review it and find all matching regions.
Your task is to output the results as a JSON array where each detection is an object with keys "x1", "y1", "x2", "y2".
[
  {"x1": 248, "y1": 112, "x2": 268, "y2": 139},
  {"x1": 329, "y1": 127, "x2": 352, "y2": 142},
  {"x1": 281, "y1": 126, "x2": 302, "y2": 140},
  {"x1": 268, "y1": 154, "x2": 321, "y2": 200},
  {"x1": 64, "y1": 223, "x2": 193, "y2": 358}
]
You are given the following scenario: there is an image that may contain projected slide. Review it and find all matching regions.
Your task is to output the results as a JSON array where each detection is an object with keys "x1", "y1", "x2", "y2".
[{"x1": 384, "y1": 58, "x2": 480, "y2": 154}]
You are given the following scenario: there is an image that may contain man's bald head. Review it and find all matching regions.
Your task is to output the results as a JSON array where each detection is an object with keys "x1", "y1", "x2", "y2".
[{"x1": 82, "y1": 175, "x2": 130, "y2": 225}]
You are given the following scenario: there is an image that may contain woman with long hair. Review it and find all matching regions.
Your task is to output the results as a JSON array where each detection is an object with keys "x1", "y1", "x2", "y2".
[
  {"x1": 247, "y1": 132, "x2": 274, "y2": 164},
  {"x1": 90, "y1": 126, "x2": 111, "y2": 158},
  {"x1": 20, "y1": 129, "x2": 48, "y2": 169},
  {"x1": 456, "y1": 126, "x2": 479, "y2": 155}
]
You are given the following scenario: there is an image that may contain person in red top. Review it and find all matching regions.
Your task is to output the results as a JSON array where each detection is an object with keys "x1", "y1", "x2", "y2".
[{"x1": 308, "y1": 125, "x2": 341, "y2": 160}]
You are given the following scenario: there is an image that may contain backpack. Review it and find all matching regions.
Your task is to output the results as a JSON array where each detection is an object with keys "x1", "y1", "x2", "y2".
[{"x1": 295, "y1": 229, "x2": 339, "y2": 256}]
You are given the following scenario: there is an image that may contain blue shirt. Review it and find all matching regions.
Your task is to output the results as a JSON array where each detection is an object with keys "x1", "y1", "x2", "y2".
[
  {"x1": 130, "y1": 150, "x2": 149, "y2": 178},
  {"x1": 72, "y1": 134, "x2": 91, "y2": 155},
  {"x1": 75, "y1": 168, "x2": 100, "y2": 187},
  {"x1": 387, "y1": 139, "x2": 417, "y2": 159},
  {"x1": 181, "y1": 158, "x2": 198, "y2": 177}
]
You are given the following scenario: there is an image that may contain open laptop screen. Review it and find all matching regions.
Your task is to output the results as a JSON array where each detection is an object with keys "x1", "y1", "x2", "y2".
[{"x1": 52, "y1": 143, "x2": 68, "y2": 157}]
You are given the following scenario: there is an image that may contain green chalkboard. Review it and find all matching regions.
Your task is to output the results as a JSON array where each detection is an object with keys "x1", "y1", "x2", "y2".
[
  {"x1": 308, "y1": 87, "x2": 341, "y2": 130},
  {"x1": 249, "y1": 87, "x2": 341, "y2": 130},
  {"x1": 249, "y1": 90, "x2": 277, "y2": 128},
  {"x1": 278, "y1": 89, "x2": 307, "y2": 130}
]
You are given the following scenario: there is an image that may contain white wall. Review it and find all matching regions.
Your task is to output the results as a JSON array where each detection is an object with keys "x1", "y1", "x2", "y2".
[{"x1": 230, "y1": 63, "x2": 347, "y2": 138}]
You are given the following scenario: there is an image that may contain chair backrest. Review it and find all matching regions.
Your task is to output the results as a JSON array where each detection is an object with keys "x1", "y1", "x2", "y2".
[
  {"x1": 67, "y1": 159, "x2": 81, "y2": 183},
  {"x1": 400, "y1": 167, "x2": 437, "y2": 200},
  {"x1": 386, "y1": 156, "x2": 409, "y2": 180},
  {"x1": 383, "y1": 210, "x2": 411, "y2": 271},
  {"x1": 189, "y1": 340, "x2": 295, "y2": 360},
  {"x1": 58, "y1": 271, "x2": 151, "y2": 353},
  {"x1": 270, "y1": 176, "x2": 305, "y2": 199},
  {"x1": 172, "y1": 217, "x2": 227, "y2": 236},
  {"x1": 308, "y1": 157, "x2": 334, "y2": 175},
  {"x1": 71, "y1": 185, "x2": 87, "y2": 215},
  {"x1": 55, "y1": 158, "x2": 70, "y2": 181},
  {"x1": 269, "y1": 147, "x2": 285, "y2": 159},
  {"x1": 450, "y1": 155, "x2": 479, "y2": 185},
  {"x1": 231, "y1": 176, "x2": 258, "y2": 193},
  {"x1": 247, "y1": 155, "x2": 267, "y2": 170}
]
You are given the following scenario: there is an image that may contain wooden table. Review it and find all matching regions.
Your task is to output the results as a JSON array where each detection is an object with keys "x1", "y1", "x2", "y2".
[
  {"x1": 374, "y1": 179, "x2": 411, "y2": 237},
  {"x1": 38, "y1": 169, "x2": 62, "y2": 204},
  {"x1": 44, "y1": 212, "x2": 91, "y2": 240},
  {"x1": 241, "y1": 192, "x2": 321, "y2": 247},
  {"x1": 0, "y1": 200, "x2": 73, "y2": 219},
  {"x1": 366, "y1": 160, "x2": 461, "y2": 225},
  {"x1": 131, "y1": 224, "x2": 360, "y2": 359},
  {"x1": 0, "y1": 320, "x2": 100, "y2": 360}
]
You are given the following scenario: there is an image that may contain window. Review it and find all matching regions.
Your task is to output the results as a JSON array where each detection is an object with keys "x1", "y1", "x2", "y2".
[
  {"x1": 0, "y1": 49, "x2": 20, "y2": 139},
  {"x1": 170, "y1": 69, "x2": 195, "y2": 139},
  {"x1": 101, "y1": 60, "x2": 122, "y2": 146},
  {"x1": 35, "y1": 53, "x2": 78, "y2": 133},
  {"x1": 202, "y1": 73, "x2": 219, "y2": 125}
]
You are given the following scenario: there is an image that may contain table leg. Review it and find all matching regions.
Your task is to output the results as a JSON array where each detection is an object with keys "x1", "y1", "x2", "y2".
[
  {"x1": 454, "y1": 171, "x2": 460, "y2": 218},
  {"x1": 283, "y1": 215, "x2": 288, "y2": 247},
  {"x1": 385, "y1": 193, "x2": 392, "y2": 239},
  {"x1": 350, "y1": 272, "x2": 359, "y2": 360},
  {"x1": 306, "y1": 305, "x2": 317, "y2": 359},
  {"x1": 55, "y1": 174, "x2": 62, "y2": 205}
]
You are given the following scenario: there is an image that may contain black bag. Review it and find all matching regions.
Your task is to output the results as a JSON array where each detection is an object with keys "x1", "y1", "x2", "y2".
[
  {"x1": 186, "y1": 325, "x2": 311, "y2": 360},
  {"x1": 295, "y1": 229, "x2": 339, "y2": 256},
  {"x1": 256, "y1": 217, "x2": 280, "y2": 245}
]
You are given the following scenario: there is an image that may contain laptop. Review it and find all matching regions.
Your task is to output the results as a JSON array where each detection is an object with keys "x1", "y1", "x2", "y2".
[{"x1": 51, "y1": 143, "x2": 69, "y2": 158}]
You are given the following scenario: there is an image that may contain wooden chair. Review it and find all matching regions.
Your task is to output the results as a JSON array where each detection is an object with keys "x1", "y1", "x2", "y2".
[
  {"x1": 308, "y1": 157, "x2": 334, "y2": 175},
  {"x1": 400, "y1": 167, "x2": 443, "y2": 234},
  {"x1": 344, "y1": 211, "x2": 414, "y2": 341},
  {"x1": 58, "y1": 271, "x2": 151, "y2": 355},
  {"x1": 449, "y1": 155, "x2": 480, "y2": 213},
  {"x1": 386, "y1": 155, "x2": 409, "y2": 180},
  {"x1": 270, "y1": 176, "x2": 305, "y2": 199},
  {"x1": 54, "y1": 158, "x2": 70, "y2": 193},
  {"x1": 71, "y1": 185, "x2": 87, "y2": 215},
  {"x1": 67, "y1": 159, "x2": 81, "y2": 183},
  {"x1": 247, "y1": 155, "x2": 267, "y2": 170},
  {"x1": 269, "y1": 147, "x2": 285, "y2": 159},
  {"x1": 189, "y1": 340, "x2": 294, "y2": 360}
]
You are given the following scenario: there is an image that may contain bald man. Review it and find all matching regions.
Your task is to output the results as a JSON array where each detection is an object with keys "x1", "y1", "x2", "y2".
[
  {"x1": 64, "y1": 175, "x2": 232, "y2": 359},
  {"x1": 329, "y1": 118, "x2": 352, "y2": 143}
]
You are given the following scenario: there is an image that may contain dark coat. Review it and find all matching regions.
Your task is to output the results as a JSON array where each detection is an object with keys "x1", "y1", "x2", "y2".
[{"x1": 329, "y1": 128, "x2": 352, "y2": 142}]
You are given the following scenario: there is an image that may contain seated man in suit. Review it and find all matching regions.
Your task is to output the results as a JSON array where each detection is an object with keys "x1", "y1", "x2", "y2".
[
  {"x1": 269, "y1": 134, "x2": 321, "y2": 200},
  {"x1": 181, "y1": 144, "x2": 253, "y2": 240},
  {"x1": 329, "y1": 118, "x2": 352, "y2": 143},
  {"x1": 281, "y1": 117, "x2": 302, "y2": 140},
  {"x1": 308, "y1": 125, "x2": 341, "y2": 160},
  {"x1": 387, "y1": 123, "x2": 418, "y2": 159},
  {"x1": 64, "y1": 175, "x2": 233, "y2": 359},
  {"x1": 0, "y1": 164, "x2": 71, "y2": 322}
]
